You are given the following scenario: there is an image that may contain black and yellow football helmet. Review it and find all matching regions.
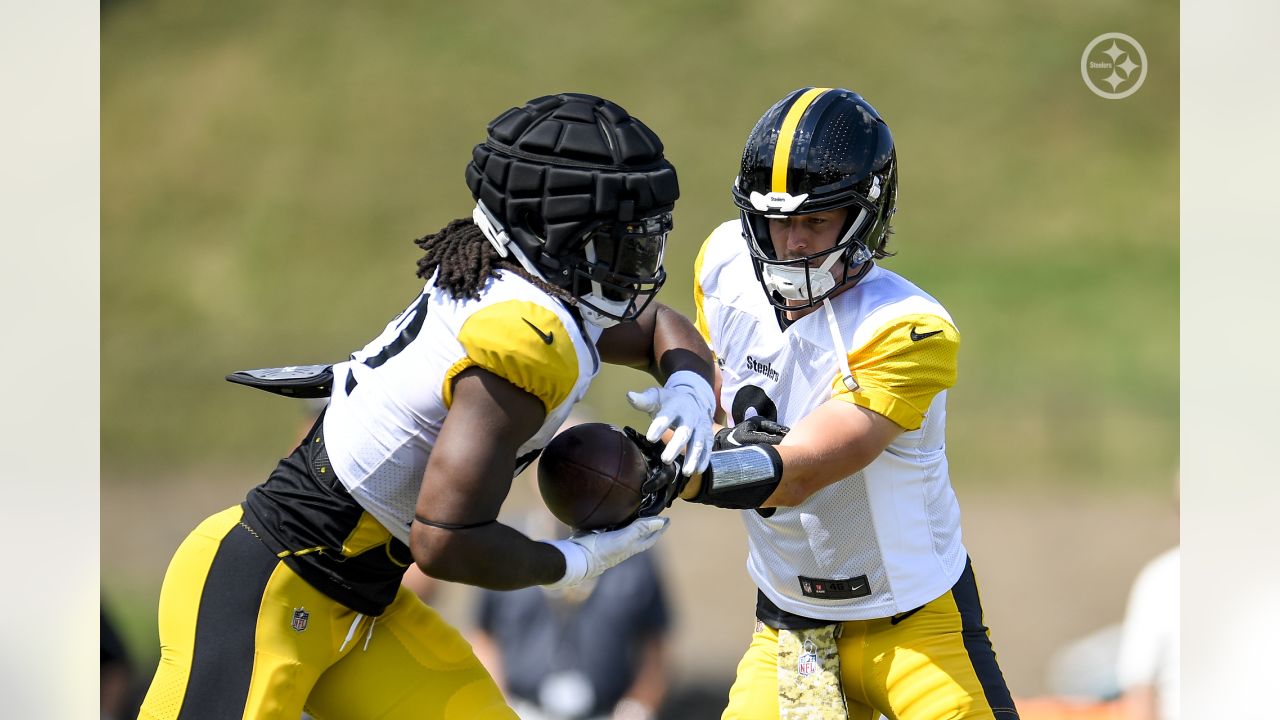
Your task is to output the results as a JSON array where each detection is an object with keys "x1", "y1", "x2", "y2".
[{"x1": 732, "y1": 87, "x2": 898, "y2": 309}]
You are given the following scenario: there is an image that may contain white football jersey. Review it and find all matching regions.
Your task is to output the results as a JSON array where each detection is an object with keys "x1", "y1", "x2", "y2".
[
  {"x1": 695, "y1": 220, "x2": 968, "y2": 620},
  {"x1": 323, "y1": 270, "x2": 601, "y2": 545}
]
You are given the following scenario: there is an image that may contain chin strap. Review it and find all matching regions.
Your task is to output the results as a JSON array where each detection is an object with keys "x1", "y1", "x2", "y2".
[
  {"x1": 472, "y1": 201, "x2": 549, "y2": 284},
  {"x1": 822, "y1": 298, "x2": 858, "y2": 392},
  {"x1": 757, "y1": 206, "x2": 874, "y2": 304},
  {"x1": 475, "y1": 200, "x2": 625, "y2": 329},
  {"x1": 578, "y1": 303, "x2": 622, "y2": 329}
]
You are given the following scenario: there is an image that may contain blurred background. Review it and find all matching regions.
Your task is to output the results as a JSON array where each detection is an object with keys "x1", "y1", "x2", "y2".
[{"x1": 102, "y1": 0, "x2": 1177, "y2": 715}]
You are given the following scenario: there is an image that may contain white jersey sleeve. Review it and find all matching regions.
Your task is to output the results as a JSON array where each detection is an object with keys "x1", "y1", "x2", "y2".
[{"x1": 322, "y1": 271, "x2": 601, "y2": 545}]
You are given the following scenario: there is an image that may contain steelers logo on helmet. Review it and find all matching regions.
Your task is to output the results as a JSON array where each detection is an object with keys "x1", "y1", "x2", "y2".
[
  {"x1": 465, "y1": 93, "x2": 679, "y2": 327},
  {"x1": 731, "y1": 87, "x2": 898, "y2": 310}
]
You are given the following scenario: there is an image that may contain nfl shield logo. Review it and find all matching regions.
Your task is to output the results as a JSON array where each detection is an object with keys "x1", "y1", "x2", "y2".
[
  {"x1": 797, "y1": 651, "x2": 819, "y2": 677},
  {"x1": 291, "y1": 608, "x2": 310, "y2": 632},
  {"x1": 797, "y1": 638, "x2": 819, "y2": 677}
]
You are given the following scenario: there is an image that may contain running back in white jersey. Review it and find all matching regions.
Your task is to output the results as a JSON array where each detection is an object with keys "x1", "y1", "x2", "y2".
[
  {"x1": 323, "y1": 269, "x2": 602, "y2": 545},
  {"x1": 695, "y1": 219, "x2": 968, "y2": 621}
]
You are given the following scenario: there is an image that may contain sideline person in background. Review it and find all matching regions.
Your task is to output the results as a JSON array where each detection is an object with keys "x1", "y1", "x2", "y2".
[
  {"x1": 650, "y1": 87, "x2": 1020, "y2": 719},
  {"x1": 472, "y1": 510, "x2": 671, "y2": 720},
  {"x1": 1115, "y1": 545, "x2": 1178, "y2": 720},
  {"x1": 139, "y1": 93, "x2": 714, "y2": 720},
  {"x1": 1011, "y1": 544, "x2": 1179, "y2": 720}
]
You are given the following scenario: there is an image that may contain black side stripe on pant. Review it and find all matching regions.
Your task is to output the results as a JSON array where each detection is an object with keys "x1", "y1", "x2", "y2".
[
  {"x1": 952, "y1": 557, "x2": 1020, "y2": 718},
  {"x1": 178, "y1": 521, "x2": 279, "y2": 719}
]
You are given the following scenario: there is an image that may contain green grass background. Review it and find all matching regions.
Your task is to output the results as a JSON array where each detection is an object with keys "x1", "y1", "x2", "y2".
[{"x1": 102, "y1": 0, "x2": 1177, "y2": 695}]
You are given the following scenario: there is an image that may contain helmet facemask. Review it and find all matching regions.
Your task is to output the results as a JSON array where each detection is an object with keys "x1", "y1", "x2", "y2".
[
  {"x1": 474, "y1": 202, "x2": 671, "y2": 328},
  {"x1": 745, "y1": 210, "x2": 872, "y2": 307},
  {"x1": 741, "y1": 176, "x2": 884, "y2": 309},
  {"x1": 571, "y1": 212, "x2": 671, "y2": 327}
]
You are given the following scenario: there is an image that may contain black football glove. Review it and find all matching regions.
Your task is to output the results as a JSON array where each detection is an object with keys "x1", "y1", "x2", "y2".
[
  {"x1": 712, "y1": 417, "x2": 789, "y2": 521},
  {"x1": 713, "y1": 416, "x2": 790, "y2": 451},
  {"x1": 623, "y1": 426, "x2": 689, "y2": 518}
]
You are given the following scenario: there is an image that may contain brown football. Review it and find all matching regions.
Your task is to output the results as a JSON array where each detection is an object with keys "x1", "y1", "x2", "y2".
[{"x1": 537, "y1": 423, "x2": 648, "y2": 531}]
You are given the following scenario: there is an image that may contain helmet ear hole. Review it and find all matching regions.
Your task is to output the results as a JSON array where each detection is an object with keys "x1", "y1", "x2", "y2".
[{"x1": 521, "y1": 211, "x2": 547, "y2": 240}]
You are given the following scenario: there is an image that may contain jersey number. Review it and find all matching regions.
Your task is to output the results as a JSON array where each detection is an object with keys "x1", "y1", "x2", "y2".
[
  {"x1": 365, "y1": 291, "x2": 431, "y2": 368},
  {"x1": 346, "y1": 292, "x2": 430, "y2": 394},
  {"x1": 731, "y1": 384, "x2": 778, "y2": 424}
]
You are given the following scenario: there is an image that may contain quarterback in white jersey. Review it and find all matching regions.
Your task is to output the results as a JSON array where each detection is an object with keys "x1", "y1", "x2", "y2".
[
  {"x1": 140, "y1": 94, "x2": 715, "y2": 720},
  {"x1": 695, "y1": 218, "x2": 966, "y2": 621},
  {"x1": 673, "y1": 88, "x2": 1019, "y2": 720}
]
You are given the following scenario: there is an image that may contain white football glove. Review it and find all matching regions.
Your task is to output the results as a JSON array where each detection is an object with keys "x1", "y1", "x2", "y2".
[
  {"x1": 544, "y1": 516, "x2": 669, "y2": 589},
  {"x1": 625, "y1": 370, "x2": 715, "y2": 475}
]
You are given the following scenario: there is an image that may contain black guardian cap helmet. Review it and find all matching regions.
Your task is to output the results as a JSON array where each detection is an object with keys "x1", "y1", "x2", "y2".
[
  {"x1": 466, "y1": 93, "x2": 679, "y2": 327},
  {"x1": 732, "y1": 87, "x2": 897, "y2": 309}
]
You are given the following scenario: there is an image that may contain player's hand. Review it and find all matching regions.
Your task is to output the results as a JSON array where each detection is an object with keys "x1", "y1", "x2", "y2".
[
  {"x1": 625, "y1": 370, "x2": 715, "y2": 476},
  {"x1": 713, "y1": 416, "x2": 790, "y2": 451},
  {"x1": 545, "y1": 516, "x2": 669, "y2": 589},
  {"x1": 623, "y1": 426, "x2": 688, "y2": 518}
]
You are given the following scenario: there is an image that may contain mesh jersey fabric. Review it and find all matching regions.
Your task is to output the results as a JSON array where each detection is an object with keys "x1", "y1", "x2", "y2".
[{"x1": 694, "y1": 219, "x2": 968, "y2": 620}]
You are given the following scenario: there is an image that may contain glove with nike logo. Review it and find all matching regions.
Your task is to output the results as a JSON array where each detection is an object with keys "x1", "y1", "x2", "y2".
[
  {"x1": 625, "y1": 370, "x2": 715, "y2": 476},
  {"x1": 713, "y1": 416, "x2": 790, "y2": 451}
]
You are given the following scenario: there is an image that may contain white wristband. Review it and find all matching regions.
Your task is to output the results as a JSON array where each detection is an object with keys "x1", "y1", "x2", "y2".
[
  {"x1": 544, "y1": 539, "x2": 589, "y2": 589},
  {"x1": 665, "y1": 369, "x2": 715, "y2": 417}
]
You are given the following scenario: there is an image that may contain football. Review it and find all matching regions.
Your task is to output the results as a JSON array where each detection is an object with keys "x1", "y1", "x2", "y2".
[{"x1": 537, "y1": 423, "x2": 648, "y2": 531}]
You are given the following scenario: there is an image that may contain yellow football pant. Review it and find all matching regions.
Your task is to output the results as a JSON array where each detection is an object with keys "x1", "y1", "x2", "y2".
[
  {"x1": 724, "y1": 561, "x2": 1019, "y2": 719},
  {"x1": 139, "y1": 506, "x2": 515, "y2": 720}
]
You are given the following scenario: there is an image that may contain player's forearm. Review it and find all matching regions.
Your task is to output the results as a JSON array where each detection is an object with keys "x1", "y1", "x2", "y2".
[
  {"x1": 598, "y1": 301, "x2": 713, "y2": 380},
  {"x1": 649, "y1": 302, "x2": 714, "y2": 384},
  {"x1": 678, "y1": 434, "x2": 878, "y2": 509},
  {"x1": 411, "y1": 523, "x2": 565, "y2": 590},
  {"x1": 759, "y1": 443, "x2": 847, "y2": 507}
]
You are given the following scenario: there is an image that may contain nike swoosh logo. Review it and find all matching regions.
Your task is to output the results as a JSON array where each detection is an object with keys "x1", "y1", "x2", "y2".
[
  {"x1": 522, "y1": 318, "x2": 554, "y2": 345},
  {"x1": 910, "y1": 328, "x2": 942, "y2": 342}
]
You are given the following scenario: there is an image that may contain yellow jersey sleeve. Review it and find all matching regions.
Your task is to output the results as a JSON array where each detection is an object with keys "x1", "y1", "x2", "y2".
[
  {"x1": 831, "y1": 313, "x2": 959, "y2": 430},
  {"x1": 692, "y1": 232, "x2": 714, "y2": 347},
  {"x1": 443, "y1": 300, "x2": 580, "y2": 413}
]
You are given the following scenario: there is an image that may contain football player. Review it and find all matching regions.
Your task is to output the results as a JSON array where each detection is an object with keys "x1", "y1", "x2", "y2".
[
  {"x1": 664, "y1": 87, "x2": 1020, "y2": 719},
  {"x1": 138, "y1": 93, "x2": 715, "y2": 720}
]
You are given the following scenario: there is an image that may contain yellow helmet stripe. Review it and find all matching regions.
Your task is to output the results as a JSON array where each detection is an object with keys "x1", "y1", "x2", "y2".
[{"x1": 772, "y1": 87, "x2": 831, "y2": 193}]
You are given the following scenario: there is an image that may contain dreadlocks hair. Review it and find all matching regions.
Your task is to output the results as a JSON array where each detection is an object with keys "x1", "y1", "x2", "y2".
[
  {"x1": 414, "y1": 218, "x2": 575, "y2": 304},
  {"x1": 874, "y1": 224, "x2": 897, "y2": 260}
]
